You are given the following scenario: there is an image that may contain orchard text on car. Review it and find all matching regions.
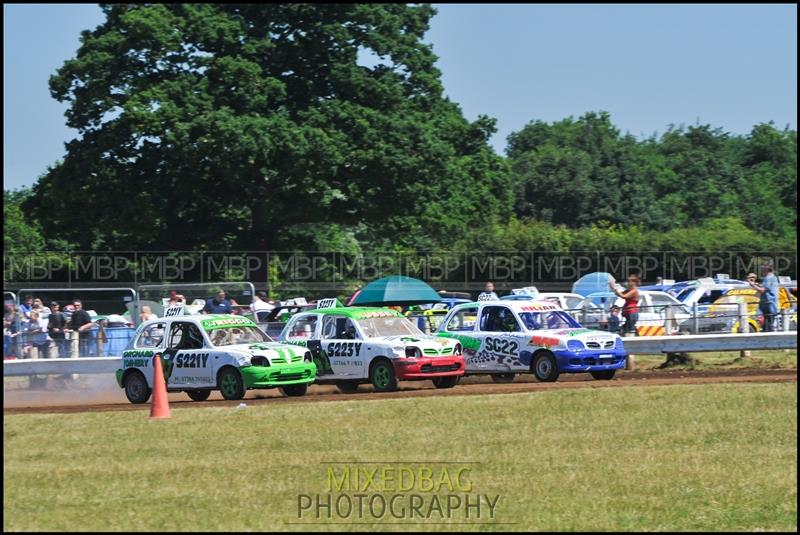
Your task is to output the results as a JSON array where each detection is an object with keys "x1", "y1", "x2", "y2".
[
  {"x1": 435, "y1": 299, "x2": 627, "y2": 382},
  {"x1": 278, "y1": 306, "x2": 465, "y2": 393},
  {"x1": 116, "y1": 309, "x2": 316, "y2": 403}
]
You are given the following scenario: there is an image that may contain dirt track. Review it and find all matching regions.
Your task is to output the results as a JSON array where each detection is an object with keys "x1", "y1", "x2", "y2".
[{"x1": 4, "y1": 368, "x2": 796, "y2": 415}]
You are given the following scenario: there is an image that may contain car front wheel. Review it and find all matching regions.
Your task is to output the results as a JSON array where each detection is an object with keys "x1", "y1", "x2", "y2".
[
  {"x1": 280, "y1": 384, "x2": 308, "y2": 397},
  {"x1": 533, "y1": 352, "x2": 560, "y2": 382},
  {"x1": 432, "y1": 376, "x2": 459, "y2": 389},
  {"x1": 124, "y1": 371, "x2": 151, "y2": 404}
]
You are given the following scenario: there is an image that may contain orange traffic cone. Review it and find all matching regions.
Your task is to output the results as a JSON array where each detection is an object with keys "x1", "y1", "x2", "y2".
[{"x1": 150, "y1": 353, "x2": 171, "y2": 419}]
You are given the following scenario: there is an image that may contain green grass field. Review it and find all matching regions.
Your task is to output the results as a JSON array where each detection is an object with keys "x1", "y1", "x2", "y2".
[
  {"x1": 4, "y1": 383, "x2": 797, "y2": 531},
  {"x1": 632, "y1": 349, "x2": 798, "y2": 370}
]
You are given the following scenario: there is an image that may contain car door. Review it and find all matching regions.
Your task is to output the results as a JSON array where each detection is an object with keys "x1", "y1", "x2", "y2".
[
  {"x1": 282, "y1": 313, "x2": 334, "y2": 376},
  {"x1": 474, "y1": 305, "x2": 524, "y2": 372},
  {"x1": 319, "y1": 315, "x2": 366, "y2": 379},
  {"x1": 163, "y1": 321, "x2": 214, "y2": 389}
]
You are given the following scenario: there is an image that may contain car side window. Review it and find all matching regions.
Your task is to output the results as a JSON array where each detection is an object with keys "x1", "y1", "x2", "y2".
[
  {"x1": 135, "y1": 322, "x2": 165, "y2": 349},
  {"x1": 321, "y1": 316, "x2": 339, "y2": 339},
  {"x1": 445, "y1": 307, "x2": 479, "y2": 332},
  {"x1": 168, "y1": 322, "x2": 205, "y2": 350},
  {"x1": 480, "y1": 306, "x2": 521, "y2": 333},
  {"x1": 287, "y1": 315, "x2": 318, "y2": 339}
]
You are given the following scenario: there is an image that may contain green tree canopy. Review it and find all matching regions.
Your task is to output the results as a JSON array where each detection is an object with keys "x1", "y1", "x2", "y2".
[{"x1": 29, "y1": 3, "x2": 512, "y2": 251}]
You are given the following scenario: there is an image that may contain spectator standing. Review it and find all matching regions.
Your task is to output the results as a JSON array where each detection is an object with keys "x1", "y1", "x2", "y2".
[
  {"x1": 139, "y1": 305, "x2": 158, "y2": 322},
  {"x1": 24, "y1": 310, "x2": 49, "y2": 358},
  {"x1": 4, "y1": 304, "x2": 21, "y2": 357},
  {"x1": 202, "y1": 290, "x2": 233, "y2": 314},
  {"x1": 19, "y1": 294, "x2": 34, "y2": 319},
  {"x1": 47, "y1": 302, "x2": 68, "y2": 358},
  {"x1": 250, "y1": 291, "x2": 275, "y2": 321},
  {"x1": 478, "y1": 282, "x2": 499, "y2": 301},
  {"x1": 166, "y1": 290, "x2": 186, "y2": 307},
  {"x1": 612, "y1": 273, "x2": 641, "y2": 336},
  {"x1": 608, "y1": 305, "x2": 622, "y2": 334},
  {"x1": 32, "y1": 298, "x2": 51, "y2": 321},
  {"x1": 748, "y1": 264, "x2": 780, "y2": 332},
  {"x1": 67, "y1": 300, "x2": 94, "y2": 356}
]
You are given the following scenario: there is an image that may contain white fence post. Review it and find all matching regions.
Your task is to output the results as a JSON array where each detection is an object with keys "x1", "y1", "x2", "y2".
[
  {"x1": 692, "y1": 303, "x2": 699, "y2": 334},
  {"x1": 738, "y1": 302, "x2": 750, "y2": 358},
  {"x1": 70, "y1": 331, "x2": 79, "y2": 358}
]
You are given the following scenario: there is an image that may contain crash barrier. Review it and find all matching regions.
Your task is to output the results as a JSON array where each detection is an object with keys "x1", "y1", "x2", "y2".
[
  {"x1": 5, "y1": 331, "x2": 796, "y2": 377},
  {"x1": 136, "y1": 282, "x2": 257, "y2": 324},
  {"x1": 563, "y1": 303, "x2": 797, "y2": 336},
  {"x1": 621, "y1": 331, "x2": 797, "y2": 355},
  {"x1": 3, "y1": 356, "x2": 121, "y2": 377}
]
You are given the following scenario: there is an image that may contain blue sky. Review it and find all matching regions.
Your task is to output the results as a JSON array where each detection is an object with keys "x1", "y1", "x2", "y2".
[{"x1": 3, "y1": 3, "x2": 797, "y2": 191}]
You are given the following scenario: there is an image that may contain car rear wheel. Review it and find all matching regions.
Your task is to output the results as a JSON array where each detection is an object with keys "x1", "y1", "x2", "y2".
[
  {"x1": 218, "y1": 368, "x2": 245, "y2": 400},
  {"x1": 370, "y1": 359, "x2": 398, "y2": 392},
  {"x1": 533, "y1": 352, "x2": 559, "y2": 382},
  {"x1": 280, "y1": 384, "x2": 308, "y2": 397},
  {"x1": 432, "y1": 376, "x2": 459, "y2": 389},
  {"x1": 335, "y1": 381, "x2": 360, "y2": 394},
  {"x1": 186, "y1": 389, "x2": 211, "y2": 401},
  {"x1": 124, "y1": 371, "x2": 151, "y2": 404},
  {"x1": 590, "y1": 370, "x2": 616, "y2": 380},
  {"x1": 491, "y1": 373, "x2": 516, "y2": 383}
]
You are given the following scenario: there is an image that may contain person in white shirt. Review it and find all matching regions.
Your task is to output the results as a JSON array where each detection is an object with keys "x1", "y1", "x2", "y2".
[{"x1": 250, "y1": 291, "x2": 275, "y2": 321}]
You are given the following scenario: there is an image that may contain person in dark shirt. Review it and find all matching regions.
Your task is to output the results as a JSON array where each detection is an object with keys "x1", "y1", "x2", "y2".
[
  {"x1": 47, "y1": 302, "x2": 68, "y2": 358},
  {"x1": 202, "y1": 290, "x2": 233, "y2": 314},
  {"x1": 67, "y1": 300, "x2": 94, "y2": 356}
]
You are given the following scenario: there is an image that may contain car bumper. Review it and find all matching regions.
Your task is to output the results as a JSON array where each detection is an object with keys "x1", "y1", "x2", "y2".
[
  {"x1": 393, "y1": 356, "x2": 465, "y2": 380},
  {"x1": 554, "y1": 350, "x2": 627, "y2": 372},
  {"x1": 241, "y1": 363, "x2": 317, "y2": 388}
]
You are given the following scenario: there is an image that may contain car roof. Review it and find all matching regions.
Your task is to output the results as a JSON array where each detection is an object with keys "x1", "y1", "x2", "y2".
[{"x1": 452, "y1": 299, "x2": 564, "y2": 312}]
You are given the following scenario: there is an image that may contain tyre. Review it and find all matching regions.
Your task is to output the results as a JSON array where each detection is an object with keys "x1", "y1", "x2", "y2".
[
  {"x1": 432, "y1": 376, "x2": 460, "y2": 389},
  {"x1": 124, "y1": 371, "x2": 151, "y2": 404},
  {"x1": 335, "y1": 382, "x2": 360, "y2": 394},
  {"x1": 218, "y1": 368, "x2": 245, "y2": 400},
  {"x1": 370, "y1": 359, "x2": 398, "y2": 392},
  {"x1": 186, "y1": 389, "x2": 211, "y2": 401},
  {"x1": 280, "y1": 383, "x2": 308, "y2": 397},
  {"x1": 491, "y1": 373, "x2": 515, "y2": 383},
  {"x1": 532, "y1": 352, "x2": 560, "y2": 382},
  {"x1": 590, "y1": 370, "x2": 616, "y2": 380}
]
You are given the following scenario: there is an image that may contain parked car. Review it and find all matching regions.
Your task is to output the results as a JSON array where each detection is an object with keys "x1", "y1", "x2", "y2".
[
  {"x1": 278, "y1": 307, "x2": 464, "y2": 392},
  {"x1": 435, "y1": 300, "x2": 627, "y2": 382},
  {"x1": 574, "y1": 291, "x2": 691, "y2": 333},
  {"x1": 116, "y1": 312, "x2": 316, "y2": 403},
  {"x1": 681, "y1": 287, "x2": 797, "y2": 333}
]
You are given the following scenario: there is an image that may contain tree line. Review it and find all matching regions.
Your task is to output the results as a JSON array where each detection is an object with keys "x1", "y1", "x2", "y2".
[{"x1": 6, "y1": 4, "x2": 797, "y2": 260}]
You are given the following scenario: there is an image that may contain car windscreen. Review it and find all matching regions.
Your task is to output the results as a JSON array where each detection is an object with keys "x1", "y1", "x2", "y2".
[
  {"x1": 519, "y1": 311, "x2": 582, "y2": 331},
  {"x1": 357, "y1": 316, "x2": 423, "y2": 338},
  {"x1": 208, "y1": 326, "x2": 271, "y2": 346}
]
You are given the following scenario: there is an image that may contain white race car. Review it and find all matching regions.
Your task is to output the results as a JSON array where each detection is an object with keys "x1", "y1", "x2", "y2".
[
  {"x1": 116, "y1": 312, "x2": 316, "y2": 403},
  {"x1": 436, "y1": 300, "x2": 627, "y2": 382},
  {"x1": 278, "y1": 306, "x2": 465, "y2": 392}
]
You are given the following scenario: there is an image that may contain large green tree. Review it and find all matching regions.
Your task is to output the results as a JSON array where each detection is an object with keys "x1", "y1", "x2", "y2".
[{"x1": 29, "y1": 4, "x2": 511, "y2": 251}]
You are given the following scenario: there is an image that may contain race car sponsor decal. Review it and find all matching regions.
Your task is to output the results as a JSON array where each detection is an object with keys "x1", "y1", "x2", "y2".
[
  {"x1": 529, "y1": 335, "x2": 559, "y2": 347},
  {"x1": 201, "y1": 317, "x2": 257, "y2": 329},
  {"x1": 355, "y1": 311, "x2": 399, "y2": 319},
  {"x1": 326, "y1": 342, "x2": 363, "y2": 357},
  {"x1": 519, "y1": 304, "x2": 559, "y2": 312},
  {"x1": 553, "y1": 329, "x2": 593, "y2": 336},
  {"x1": 437, "y1": 333, "x2": 481, "y2": 351},
  {"x1": 123, "y1": 349, "x2": 154, "y2": 368}
]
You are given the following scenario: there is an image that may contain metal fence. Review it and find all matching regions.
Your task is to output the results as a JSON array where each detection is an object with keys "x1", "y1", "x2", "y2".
[{"x1": 563, "y1": 303, "x2": 797, "y2": 336}]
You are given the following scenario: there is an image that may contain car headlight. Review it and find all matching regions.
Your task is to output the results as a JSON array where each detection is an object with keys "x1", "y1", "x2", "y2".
[
  {"x1": 567, "y1": 340, "x2": 584, "y2": 351},
  {"x1": 614, "y1": 337, "x2": 624, "y2": 349},
  {"x1": 304, "y1": 352, "x2": 312, "y2": 363},
  {"x1": 405, "y1": 347, "x2": 421, "y2": 358}
]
